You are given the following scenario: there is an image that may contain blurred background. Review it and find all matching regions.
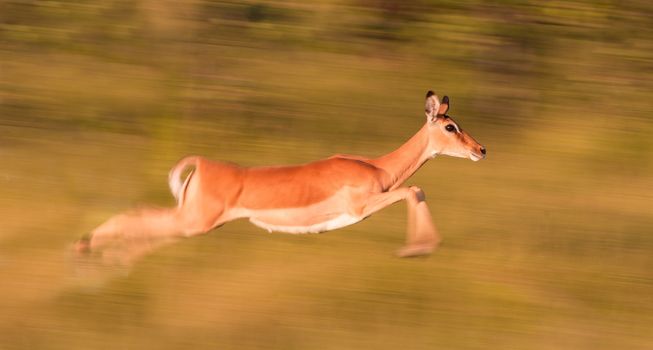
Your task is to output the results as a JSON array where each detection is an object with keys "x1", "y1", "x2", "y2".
[{"x1": 1, "y1": 0, "x2": 652, "y2": 349}]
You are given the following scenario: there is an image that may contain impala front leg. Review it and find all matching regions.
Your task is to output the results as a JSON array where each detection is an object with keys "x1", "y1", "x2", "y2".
[
  {"x1": 398, "y1": 187, "x2": 441, "y2": 257},
  {"x1": 360, "y1": 186, "x2": 441, "y2": 257}
]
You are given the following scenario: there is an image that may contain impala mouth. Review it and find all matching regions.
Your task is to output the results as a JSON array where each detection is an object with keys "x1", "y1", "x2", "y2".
[{"x1": 469, "y1": 152, "x2": 484, "y2": 162}]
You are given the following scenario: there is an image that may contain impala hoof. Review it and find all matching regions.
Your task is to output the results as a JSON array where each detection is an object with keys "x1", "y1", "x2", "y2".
[{"x1": 396, "y1": 243, "x2": 434, "y2": 258}]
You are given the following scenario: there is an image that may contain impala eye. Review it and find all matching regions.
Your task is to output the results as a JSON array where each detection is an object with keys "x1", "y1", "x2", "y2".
[{"x1": 445, "y1": 124, "x2": 456, "y2": 133}]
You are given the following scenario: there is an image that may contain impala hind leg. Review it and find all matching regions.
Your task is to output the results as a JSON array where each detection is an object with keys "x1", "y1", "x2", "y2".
[
  {"x1": 176, "y1": 200, "x2": 227, "y2": 237},
  {"x1": 80, "y1": 208, "x2": 181, "y2": 251},
  {"x1": 360, "y1": 186, "x2": 440, "y2": 257},
  {"x1": 73, "y1": 207, "x2": 185, "y2": 267}
]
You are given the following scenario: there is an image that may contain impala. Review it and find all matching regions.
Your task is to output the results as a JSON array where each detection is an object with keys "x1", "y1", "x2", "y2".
[{"x1": 77, "y1": 91, "x2": 485, "y2": 260}]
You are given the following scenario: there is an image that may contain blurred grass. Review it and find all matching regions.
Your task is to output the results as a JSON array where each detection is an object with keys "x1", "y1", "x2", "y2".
[{"x1": 1, "y1": 0, "x2": 653, "y2": 349}]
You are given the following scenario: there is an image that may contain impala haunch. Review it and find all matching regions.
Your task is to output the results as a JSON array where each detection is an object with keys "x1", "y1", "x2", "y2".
[{"x1": 76, "y1": 91, "x2": 485, "y2": 263}]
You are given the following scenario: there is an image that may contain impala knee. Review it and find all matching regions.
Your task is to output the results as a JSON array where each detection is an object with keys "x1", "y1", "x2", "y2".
[
  {"x1": 178, "y1": 215, "x2": 218, "y2": 237},
  {"x1": 180, "y1": 220, "x2": 215, "y2": 237},
  {"x1": 409, "y1": 186, "x2": 426, "y2": 202}
]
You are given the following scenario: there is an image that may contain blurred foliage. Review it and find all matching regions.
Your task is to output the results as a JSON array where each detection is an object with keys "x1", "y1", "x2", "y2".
[{"x1": 1, "y1": 1, "x2": 653, "y2": 349}]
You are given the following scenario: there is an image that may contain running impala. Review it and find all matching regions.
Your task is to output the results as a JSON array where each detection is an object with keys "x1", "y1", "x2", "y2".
[{"x1": 78, "y1": 91, "x2": 485, "y2": 259}]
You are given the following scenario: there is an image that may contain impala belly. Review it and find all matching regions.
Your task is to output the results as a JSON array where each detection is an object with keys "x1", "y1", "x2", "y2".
[
  {"x1": 233, "y1": 187, "x2": 364, "y2": 234},
  {"x1": 249, "y1": 212, "x2": 361, "y2": 234}
]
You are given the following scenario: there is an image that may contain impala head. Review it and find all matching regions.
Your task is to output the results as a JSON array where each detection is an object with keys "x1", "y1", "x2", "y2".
[{"x1": 424, "y1": 91, "x2": 486, "y2": 161}]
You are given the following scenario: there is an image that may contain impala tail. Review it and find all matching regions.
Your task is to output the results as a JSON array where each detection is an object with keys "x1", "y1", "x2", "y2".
[
  {"x1": 424, "y1": 91, "x2": 486, "y2": 161},
  {"x1": 168, "y1": 156, "x2": 200, "y2": 207}
]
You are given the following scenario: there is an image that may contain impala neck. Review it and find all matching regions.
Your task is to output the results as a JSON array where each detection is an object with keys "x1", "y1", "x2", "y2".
[{"x1": 371, "y1": 123, "x2": 433, "y2": 190}]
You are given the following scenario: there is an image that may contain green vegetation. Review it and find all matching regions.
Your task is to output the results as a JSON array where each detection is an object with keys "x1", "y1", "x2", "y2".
[{"x1": 1, "y1": 1, "x2": 652, "y2": 349}]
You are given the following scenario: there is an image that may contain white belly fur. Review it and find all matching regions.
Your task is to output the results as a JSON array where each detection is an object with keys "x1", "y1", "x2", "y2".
[
  {"x1": 249, "y1": 213, "x2": 361, "y2": 234},
  {"x1": 233, "y1": 187, "x2": 364, "y2": 234}
]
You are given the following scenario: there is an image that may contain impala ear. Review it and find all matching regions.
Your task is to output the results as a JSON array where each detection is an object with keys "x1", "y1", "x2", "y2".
[
  {"x1": 425, "y1": 91, "x2": 441, "y2": 122},
  {"x1": 438, "y1": 95, "x2": 450, "y2": 115}
]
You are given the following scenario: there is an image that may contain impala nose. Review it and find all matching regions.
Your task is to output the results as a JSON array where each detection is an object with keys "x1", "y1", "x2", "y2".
[{"x1": 480, "y1": 147, "x2": 486, "y2": 155}]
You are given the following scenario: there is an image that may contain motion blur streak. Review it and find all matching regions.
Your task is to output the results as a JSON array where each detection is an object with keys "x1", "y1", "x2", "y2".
[{"x1": 1, "y1": 1, "x2": 652, "y2": 349}]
